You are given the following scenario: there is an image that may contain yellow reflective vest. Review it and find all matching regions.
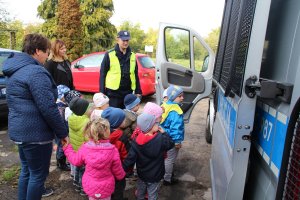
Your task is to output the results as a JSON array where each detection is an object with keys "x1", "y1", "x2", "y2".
[{"x1": 106, "y1": 51, "x2": 136, "y2": 90}]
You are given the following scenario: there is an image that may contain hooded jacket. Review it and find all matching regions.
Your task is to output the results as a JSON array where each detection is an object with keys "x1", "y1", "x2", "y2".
[
  {"x1": 161, "y1": 101, "x2": 185, "y2": 144},
  {"x1": 63, "y1": 140, "x2": 126, "y2": 198},
  {"x1": 123, "y1": 129, "x2": 174, "y2": 182},
  {"x1": 109, "y1": 129, "x2": 131, "y2": 162},
  {"x1": 2, "y1": 52, "x2": 68, "y2": 142},
  {"x1": 68, "y1": 113, "x2": 89, "y2": 151}
]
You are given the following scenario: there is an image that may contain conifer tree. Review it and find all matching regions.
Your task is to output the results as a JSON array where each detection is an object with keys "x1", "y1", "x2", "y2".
[
  {"x1": 57, "y1": 0, "x2": 83, "y2": 61},
  {"x1": 80, "y1": 0, "x2": 116, "y2": 52}
]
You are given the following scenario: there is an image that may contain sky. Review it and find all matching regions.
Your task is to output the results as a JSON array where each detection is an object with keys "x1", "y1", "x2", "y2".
[{"x1": 2, "y1": 0, "x2": 225, "y2": 36}]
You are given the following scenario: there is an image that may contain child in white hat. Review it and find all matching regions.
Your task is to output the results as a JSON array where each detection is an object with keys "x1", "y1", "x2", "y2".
[{"x1": 90, "y1": 92, "x2": 110, "y2": 121}]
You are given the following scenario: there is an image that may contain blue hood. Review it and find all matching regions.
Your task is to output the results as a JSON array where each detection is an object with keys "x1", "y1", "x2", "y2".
[{"x1": 3, "y1": 52, "x2": 40, "y2": 77}]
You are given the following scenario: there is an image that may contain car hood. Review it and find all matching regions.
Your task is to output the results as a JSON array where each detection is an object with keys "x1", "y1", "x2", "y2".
[{"x1": 2, "y1": 52, "x2": 40, "y2": 77}]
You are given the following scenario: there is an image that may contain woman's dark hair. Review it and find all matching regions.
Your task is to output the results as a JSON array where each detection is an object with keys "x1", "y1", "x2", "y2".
[{"x1": 22, "y1": 33, "x2": 51, "y2": 55}]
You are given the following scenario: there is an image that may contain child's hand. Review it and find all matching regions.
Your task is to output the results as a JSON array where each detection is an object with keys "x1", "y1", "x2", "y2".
[
  {"x1": 61, "y1": 137, "x2": 70, "y2": 147},
  {"x1": 175, "y1": 143, "x2": 182, "y2": 149},
  {"x1": 158, "y1": 126, "x2": 165, "y2": 133}
]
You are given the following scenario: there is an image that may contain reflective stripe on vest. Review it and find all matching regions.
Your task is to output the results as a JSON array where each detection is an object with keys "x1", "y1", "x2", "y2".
[{"x1": 106, "y1": 51, "x2": 136, "y2": 90}]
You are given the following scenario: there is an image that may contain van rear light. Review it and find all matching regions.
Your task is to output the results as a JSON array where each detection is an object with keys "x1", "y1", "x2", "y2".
[
  {"x1": 283, "y1": 115, "x2": 300, "y2": 199},
  {"x1": 142, "y1": 73, "x2": 149, "y2": 77}
]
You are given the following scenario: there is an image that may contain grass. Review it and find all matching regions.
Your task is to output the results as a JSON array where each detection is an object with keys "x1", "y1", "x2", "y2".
[
  {"x1": 13, "y1": 145, "x2": 18, "y2": 152},
  {"x1": 1, "y1": 165, "x2": 20, "y2": 182},
  {"x1": 169, "y1": 58, "x2": 205, "y2": 72},
  {"x1": 81, "y1": 92, "x2": 94, "y2": 101}
]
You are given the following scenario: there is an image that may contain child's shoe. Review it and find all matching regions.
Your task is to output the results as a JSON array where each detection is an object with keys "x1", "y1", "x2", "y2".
[
  {"x1": 163, "y1": 178, "x2": 179, "y2": 186},
  {"x1": 73, "y1": 183, "x2": 81, "y2": 192},
  {"x1": 135, "y1": 189, "x2": 148, "y2": 199},
  {"x1": 80, "y1": 189, "x2": 87, "y2": 196}
]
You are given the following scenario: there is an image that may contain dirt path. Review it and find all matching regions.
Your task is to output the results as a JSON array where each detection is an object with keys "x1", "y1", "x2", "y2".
[{"x1": 0, "y1": 97, "x2": 211, "y2": 200}]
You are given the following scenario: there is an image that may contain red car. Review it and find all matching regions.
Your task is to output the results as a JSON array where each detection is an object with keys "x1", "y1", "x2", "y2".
[{"x1": 71, "y1": 52, "x2": 156, "y2": 96}]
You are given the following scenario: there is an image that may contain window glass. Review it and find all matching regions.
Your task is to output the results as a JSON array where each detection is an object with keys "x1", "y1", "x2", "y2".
[
  {"x1": 194, "y1": 37, "x2": 209, "y2": 72},
  {"x1": 0, "y1": 52, "x2": 11, "y2": 76},
  {"x1": 165, "y1": 28, "x2": 190, "y2": 69},
  {"x1": 78, "y1": 54, "x2": 105, "y2": 68},
  {"x1": 138, "y1": 56, "x2": 155, "y2": 68}
]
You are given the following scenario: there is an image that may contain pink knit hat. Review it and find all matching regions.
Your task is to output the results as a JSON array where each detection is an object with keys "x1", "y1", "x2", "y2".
[
  {"x1": 93, "y1": 92, "x2": 109, "y2": 107},
  {"x1": 143, "y1": 102, "x2": 163, "y2": 120}
]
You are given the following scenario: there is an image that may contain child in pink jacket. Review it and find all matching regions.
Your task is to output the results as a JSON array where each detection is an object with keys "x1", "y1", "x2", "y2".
[{"x1": 63, "y1": 118, "x2": 126, "y2": 200}]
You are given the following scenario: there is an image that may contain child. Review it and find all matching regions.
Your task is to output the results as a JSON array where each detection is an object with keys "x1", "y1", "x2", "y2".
[
  {"x1": 123, "y1": 113, "x2": 174, "y2": 199},
  {"x1": 123, "y1": 94, "x2": 141, "y2": 138},
  {"x1": 64, "y1": 90, "x2": 82, "y2": 121},
  {"x1": 56, "y1": 85, "x2": 71, "y2": 171},
  {"x1": 143, "y1": 102, "x2": 164, "y2": 123},
  {"x1": 160, "y1": 85, "x2": 185, "y2": 186},
  {"x1": 63, "y1": 90, "x2": 82, "y2": 177},
  {"x1": 101, "y1": 107, "x2": 130, "y2": 200},
  {"x1": 90, "y1": 92, "x2": 109, "y2": 120},
  {"x1": 68, "y1": 97, "x2": 94, "y2": 195},
  {"x1": 63, "y1": 118, "x2": 126, "y2": 200},
  {"x1": 163, "y1": 88, "x2": 169, "y2": 102}
]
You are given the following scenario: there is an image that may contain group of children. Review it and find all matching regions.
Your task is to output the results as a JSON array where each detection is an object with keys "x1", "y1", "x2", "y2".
[{"x1": 55, "y1": 84, "x2": 185, "y2": 200}]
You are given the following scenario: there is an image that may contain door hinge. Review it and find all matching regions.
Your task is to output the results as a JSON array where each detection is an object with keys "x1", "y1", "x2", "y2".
[{"x1": 245, "y1": 76, "x2": 293, "y2": 103}]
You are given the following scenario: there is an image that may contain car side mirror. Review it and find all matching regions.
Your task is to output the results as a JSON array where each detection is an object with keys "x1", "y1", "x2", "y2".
[{"x1": 74, "y1": 64, "x2": 85, "y2": 69}]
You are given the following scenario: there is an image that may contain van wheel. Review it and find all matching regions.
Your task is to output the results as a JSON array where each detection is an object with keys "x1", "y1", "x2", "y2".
[{"x1": 205, "y1": 110, "x2": 212, "y2": 144}]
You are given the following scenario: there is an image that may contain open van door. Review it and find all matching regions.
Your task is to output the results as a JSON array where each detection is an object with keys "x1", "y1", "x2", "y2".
[{"x1": 155, "y1": 23, "x2": 215, "y2": 122}]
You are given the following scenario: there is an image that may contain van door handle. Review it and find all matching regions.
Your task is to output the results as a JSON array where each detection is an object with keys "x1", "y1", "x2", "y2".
[{"x1": 185, "y1": 70, "x2": 193, "y2": 76}]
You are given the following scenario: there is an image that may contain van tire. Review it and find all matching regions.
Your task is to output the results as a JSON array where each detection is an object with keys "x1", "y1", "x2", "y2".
[{"x1": 205, "y1": 110, "x2": 212, "y2": 144}]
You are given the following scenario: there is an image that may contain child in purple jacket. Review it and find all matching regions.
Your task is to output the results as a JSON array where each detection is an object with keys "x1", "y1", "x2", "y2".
[{"x1": 62, "y1": 118, "x2": 126, "y2": 200}]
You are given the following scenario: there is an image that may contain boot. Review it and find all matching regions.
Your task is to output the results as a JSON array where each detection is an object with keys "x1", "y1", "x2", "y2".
[{"x1": 57, "y1": 157, "x2": 71, "y2": 171}]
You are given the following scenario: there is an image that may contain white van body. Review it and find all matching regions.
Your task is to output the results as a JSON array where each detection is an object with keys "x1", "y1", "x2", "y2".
[{"x1": 156, "y1": 0, "x2": 300, "y2": 199}]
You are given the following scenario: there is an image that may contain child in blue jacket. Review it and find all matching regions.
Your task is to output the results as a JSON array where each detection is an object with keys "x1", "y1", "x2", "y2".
[{"x1": 161, "y1": 85, "x2": 184, "y2": 185}]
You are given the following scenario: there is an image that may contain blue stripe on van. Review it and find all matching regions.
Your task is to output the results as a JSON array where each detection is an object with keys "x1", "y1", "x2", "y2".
[
  {"x1": 253, "y1": 103, "x2": 289, "y2": 178},
  {"x1": 217, "y1": 89, "x2": 237, "y2": 149}
]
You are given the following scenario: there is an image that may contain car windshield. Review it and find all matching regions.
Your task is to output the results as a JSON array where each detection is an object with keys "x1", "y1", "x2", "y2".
[
  {"x1": 138, "y1": 56, "x2": 155, "y2": 68},
  {"x1": 77, "y1": 53, "x2": 105, "y2": 68},
  {"x1": 0, "y1": 52, "x2": 12, "y2": 76}
]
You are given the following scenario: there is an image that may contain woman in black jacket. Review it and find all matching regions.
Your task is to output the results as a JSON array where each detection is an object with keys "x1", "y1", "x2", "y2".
[{"x1": 45, "y1": 39, "x2": 74, "y2": 89}]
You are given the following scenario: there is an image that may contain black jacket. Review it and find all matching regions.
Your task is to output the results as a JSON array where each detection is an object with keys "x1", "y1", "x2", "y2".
[
  {"x1": 45, "y1": 59, "x2": 74, "y2": 89},
  {"x1": 123, "y1": 131, "x2": 174, "y2": 182},
  {"x1": 100, "y1": 44, "x2": 142, "y2": 98}
]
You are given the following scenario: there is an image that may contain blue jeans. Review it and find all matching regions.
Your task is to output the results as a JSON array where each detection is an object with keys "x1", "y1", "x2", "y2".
[
  {"x1": 18, "y1": 142, "x2": 52, "y2": 200},
  {"x1": 55, "y1": 137, "x2": 65, "y2": 160},
  {"x1": 136, "y1": 178, "x2": 160, "y2": 200},
  {"x1": 74, "y1": 166, "x2": 85, "y2": 187}
]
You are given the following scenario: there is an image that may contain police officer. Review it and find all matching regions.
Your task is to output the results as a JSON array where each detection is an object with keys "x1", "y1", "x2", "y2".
[{"x1": 100, "y1": 30, "x2": 142, "y2": 109}]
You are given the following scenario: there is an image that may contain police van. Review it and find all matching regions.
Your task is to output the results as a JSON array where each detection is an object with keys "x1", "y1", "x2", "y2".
[{"x1": 156, "y1": 0, "x2": 299, "y2": 199}]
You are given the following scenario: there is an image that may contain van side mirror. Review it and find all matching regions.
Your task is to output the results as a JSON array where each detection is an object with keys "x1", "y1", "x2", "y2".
[{"x1": 202, "y1": 55, "x2": 209, "y2": 72}]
